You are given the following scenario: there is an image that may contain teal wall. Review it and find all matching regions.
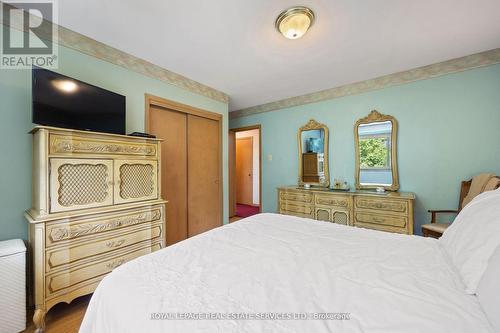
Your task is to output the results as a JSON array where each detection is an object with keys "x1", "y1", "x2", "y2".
[
  {"x1": 0, "y1": 27, "x2": 229, "y2": 241},
  {"x1": 230, "y1": 64, "x2": 500, "y2": 234}
]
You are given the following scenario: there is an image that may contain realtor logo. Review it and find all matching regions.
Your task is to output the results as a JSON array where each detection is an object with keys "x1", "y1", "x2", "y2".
[{"x1": 1, "y1": 0, "x2": 58, "y2": 69}]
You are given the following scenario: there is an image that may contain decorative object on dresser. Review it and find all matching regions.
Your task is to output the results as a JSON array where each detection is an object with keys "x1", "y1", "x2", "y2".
[
  {"x1": 354, "y1": 110, "x2": 399, "y2": 191},
  {"x1": 332, "y1": 178, "x2": 349, "y2": 191},
  {"x1": 297, "y1": 119, "x2": 330, "y2": 187},
  {"x1": 25, "y1": 126, "x2": 167, "y2": 333},
  {"x1": 422, "y1": 175, "x2": 500, "y2": 238},
  {"x1": 278, "y1": 186, "x2": 415, "y2": 234}
]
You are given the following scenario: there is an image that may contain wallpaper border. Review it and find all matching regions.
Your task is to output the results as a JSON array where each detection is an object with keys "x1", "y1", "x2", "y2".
[
  {"x1": 0, "y1": 3, "x2": 229, "y2": 104},
  {"x1": 230, "y1": 48, "x2": 500, "y2": 119}
]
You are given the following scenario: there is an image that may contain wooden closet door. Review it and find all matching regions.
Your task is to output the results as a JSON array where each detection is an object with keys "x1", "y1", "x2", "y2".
[
  {"x1": 236, "y1": 137, "x2": 253, "y2": 205},
  {"x1": 149, "y1": 107, "x2": 188, "y2": 245},
  {"x1": 187, "y1": 114, "x2": 221, "y2": 236}
]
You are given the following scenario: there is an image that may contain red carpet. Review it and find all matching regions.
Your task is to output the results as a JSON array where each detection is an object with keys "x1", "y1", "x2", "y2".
[{"x1": 236, "y1": 204, "x2": 259, "y2": 218}]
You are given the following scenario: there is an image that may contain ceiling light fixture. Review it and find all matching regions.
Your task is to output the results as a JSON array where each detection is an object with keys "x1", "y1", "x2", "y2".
[{"x1": 275, "y1": 6, "x2": 315, "y2": 40}]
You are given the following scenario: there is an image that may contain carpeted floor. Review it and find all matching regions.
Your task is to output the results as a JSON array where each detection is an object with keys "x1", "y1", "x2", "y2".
[{"x1": 236, "y1": 204, "x2": 259, "y2": 218}]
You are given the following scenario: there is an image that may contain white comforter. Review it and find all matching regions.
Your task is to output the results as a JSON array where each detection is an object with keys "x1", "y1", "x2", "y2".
[{"x1": 80, "y1": 213, "x2": 492, "y2": 333}]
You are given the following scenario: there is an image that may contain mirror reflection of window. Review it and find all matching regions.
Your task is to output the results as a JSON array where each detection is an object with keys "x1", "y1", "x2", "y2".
[{"x1": 358, "y1": 121, "x2": 393, "y2": 186}]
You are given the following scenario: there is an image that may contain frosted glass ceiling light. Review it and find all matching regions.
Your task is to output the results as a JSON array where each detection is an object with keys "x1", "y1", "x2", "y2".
[{"x1": 276, "y1": 6, "x2": 315, "y2": 39}]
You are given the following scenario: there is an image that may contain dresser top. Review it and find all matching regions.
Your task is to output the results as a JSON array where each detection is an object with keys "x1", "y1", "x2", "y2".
[
  {"x1": 30, "y1": 126, "x2": 163, "y2": 142},
  {"x1": 278, "y1": 185, "x2": 416, "y2": 199}
]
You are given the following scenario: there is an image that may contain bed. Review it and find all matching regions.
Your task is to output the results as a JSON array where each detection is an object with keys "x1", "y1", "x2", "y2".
[{"x1": 80, "y1": 190, "x2": 500, "y2": 333}]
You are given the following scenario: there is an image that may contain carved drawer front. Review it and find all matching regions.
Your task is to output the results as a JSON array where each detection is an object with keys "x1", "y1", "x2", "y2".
[
  {"x1": 46, "y1": 225, "x2": 163, "y2": 271},
  {"x1": 114, "y1": 160, "x2": 158, "y2": 204},
  {"x1": 49, "y1": 134, "x2": 157, "y2": 158},
  {"x1": 279, "y1": 191, "x2": 313, "y2": 204},
  {"x1": 281, "y1": 211, "x2": 314, "y2": 219},
  {"x1": 315, "y1": 194, "x2": 350, "y2": 208},
  {"x1": 280, "y1": 202, "x2": 313, "y2": 215},
  {"x1": 279, "y1": 199, "x2": 314, "y2": 218},
  {"x1": 355, "y1": 197, "x2": 408, "y2": 214},
  {"x1": 49, "y1": 158, "x2": 114, "y2": 213},
  {"x1": 45, "y1": 242, "x2": 161, "y2": 298},
  {"x1": 46, "y1": 207, "x2": 163, "y2": 247},
  {"x1": 354, "y1": 212, "x2": 407, "y2": 228}
]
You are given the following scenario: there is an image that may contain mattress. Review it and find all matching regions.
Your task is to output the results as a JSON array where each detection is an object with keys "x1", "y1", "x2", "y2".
[{"x1": 80, "y1": 213, "x2": 492, "y2": 333}]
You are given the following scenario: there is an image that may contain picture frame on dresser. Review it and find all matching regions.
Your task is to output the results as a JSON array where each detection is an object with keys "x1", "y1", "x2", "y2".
[{"x1": 26, "y1": 126, "x2": 167, "y2": 332}]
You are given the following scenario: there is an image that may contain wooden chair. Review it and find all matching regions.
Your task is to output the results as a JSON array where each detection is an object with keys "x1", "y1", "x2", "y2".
[{"x1": 422, "y1": 177, "x2": 500, "y2": 238}]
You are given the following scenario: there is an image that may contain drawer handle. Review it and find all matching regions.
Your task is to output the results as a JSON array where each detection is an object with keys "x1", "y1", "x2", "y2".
[
  {"x1": 106, "y1": 259, "x2": 125, "y2": 270},
  {"x1": 106, "y1": 239, "x2": 125, "y2": 248},
  {"x1": 372, "y1": 216, "x2": 385, "y2": 223}
]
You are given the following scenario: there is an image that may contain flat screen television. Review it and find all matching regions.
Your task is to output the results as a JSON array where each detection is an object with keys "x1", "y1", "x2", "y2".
[{"x1": 32, "y1": 67, "x2": 126, "y2": 135}]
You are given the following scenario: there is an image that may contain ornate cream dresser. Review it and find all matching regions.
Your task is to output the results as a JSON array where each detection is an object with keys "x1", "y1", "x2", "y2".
[
  {"x1": 25, "y1": 126, "x2": 167, "y2": 332},
  {"x1": 278, "y1": 186, "x2": 415, "y2": 234}
]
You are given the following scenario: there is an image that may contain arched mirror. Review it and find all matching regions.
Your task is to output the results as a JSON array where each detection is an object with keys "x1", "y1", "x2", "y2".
[
  {"x1": 298, "y1": 119, "x2": 330, "y2": 188},
  {"x1": 354, "y1": 110, "x2": 399, "y2": 191}
]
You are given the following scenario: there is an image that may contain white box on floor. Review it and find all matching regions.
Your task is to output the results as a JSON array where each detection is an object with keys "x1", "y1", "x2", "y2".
[{"x1": 0, "y1": 239, "x2": 26, "y2": 333}]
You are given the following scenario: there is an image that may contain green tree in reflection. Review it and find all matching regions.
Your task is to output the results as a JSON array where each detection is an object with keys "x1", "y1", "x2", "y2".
[{"x1": 360, "y1": 138, "x2": 388, "y2": 168}]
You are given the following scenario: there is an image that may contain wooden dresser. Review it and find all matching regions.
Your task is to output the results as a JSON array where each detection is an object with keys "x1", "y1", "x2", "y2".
[
  {"x1": 25, "y1": 126, "x2": 167, "y2": 332},
  {"x1": 302, "y1": 152, "x2": 325, "y2": 183},
  {"x1": 278, "y1": 186, "x2": 415, "y2": 234}
]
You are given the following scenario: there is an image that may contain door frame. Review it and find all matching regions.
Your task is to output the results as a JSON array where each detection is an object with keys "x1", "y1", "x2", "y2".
[
  {"x1": 229, "y1": 124, "x2": 262, "y2": 216},
  {"x1": 144, "y1": 93, "x2": 223, "y2": 227}
]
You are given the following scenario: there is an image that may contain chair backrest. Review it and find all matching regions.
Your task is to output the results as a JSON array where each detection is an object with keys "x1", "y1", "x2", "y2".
[
  {"x1": 459, "y1": 176, "x2": 500, "y2": 212},
  {"x1": 458, "y1": 180, "x2": 472, "y2": 212}
]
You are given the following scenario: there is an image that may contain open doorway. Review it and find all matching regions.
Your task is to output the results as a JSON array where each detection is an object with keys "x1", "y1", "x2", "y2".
[{"x1": 229, "y1": 125, "x2": 261, "y2": 222}]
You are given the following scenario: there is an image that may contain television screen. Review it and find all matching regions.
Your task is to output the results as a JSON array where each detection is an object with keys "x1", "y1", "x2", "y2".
[{"x1": 32, "y1": 67, "x2": 126, "y2": 135}]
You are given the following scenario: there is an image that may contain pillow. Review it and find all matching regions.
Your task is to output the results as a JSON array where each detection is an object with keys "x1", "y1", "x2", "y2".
[
  {"x1": 440, "y1": 188, "x2": 500, "y2": 294},
  {"x1": 476, "y1": 244, "x2": 500, "y2": 332}
]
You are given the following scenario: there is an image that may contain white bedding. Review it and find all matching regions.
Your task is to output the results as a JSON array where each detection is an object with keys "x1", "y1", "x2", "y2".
[{"x1": 80, "y1": 213, "x2": 492, "y2": 333}]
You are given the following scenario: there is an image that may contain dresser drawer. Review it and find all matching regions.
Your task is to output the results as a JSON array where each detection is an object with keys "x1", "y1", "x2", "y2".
[
  {"x1": 315, "y1": 194, "x2": 350, "y2": 208},
  {"x1": 354, "y1": 212, "x2": 407, "y2": 229},
  {"x1": 46, "y1": 224, "x2": 163, "y2": 271},
  {"x1": 280, "y1": 201, "x2": 314, "y2": 218},
  {"x1": 49, "y1": 133, "x2": 158, "y2": 158},
  {"x1": 281, "y1": 211, "x2": 314, "y2": 219},
  {"x1": 355, "y1": 197, "x2": 408, "y2": 214},
  {"x1": 46, "y1": 207, "x2": 163, "y2": 247},
  {"x1": 279, "y1": 191, "x2": 313, "y2": 204},
  {"x1": 45, "y1": 242, "x2": 161, "y2": 298}
]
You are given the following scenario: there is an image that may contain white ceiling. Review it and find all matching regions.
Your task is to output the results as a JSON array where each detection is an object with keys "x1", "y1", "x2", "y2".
[{"x1": 58, "y1": 0, "x2": 500, "y2": 111}]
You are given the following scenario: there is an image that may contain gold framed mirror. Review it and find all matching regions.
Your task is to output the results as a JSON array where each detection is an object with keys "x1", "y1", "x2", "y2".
[
  {"x1": 298, "y1": 119, "x2": 330, "y2": 187},
  {"x1": 354, "y1": 110, "x2": 399, "y2": 191}
]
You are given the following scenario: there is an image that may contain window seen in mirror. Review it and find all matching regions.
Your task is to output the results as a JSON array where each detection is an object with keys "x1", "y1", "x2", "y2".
[
  {"x1": 360, "y1": 137, "x2": 389, "y2": 168},
  {"x1": 358, "y1": 121, "x2": 392, "y2": 172}
]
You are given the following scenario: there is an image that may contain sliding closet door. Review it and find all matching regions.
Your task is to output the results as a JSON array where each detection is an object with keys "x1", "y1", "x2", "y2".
[
  {"x1": 149, "y1": 107, "x2": 188, "y2": 245},
  {"x1": 187, "y1": 114, "x2": 222, "y2": 236}
]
